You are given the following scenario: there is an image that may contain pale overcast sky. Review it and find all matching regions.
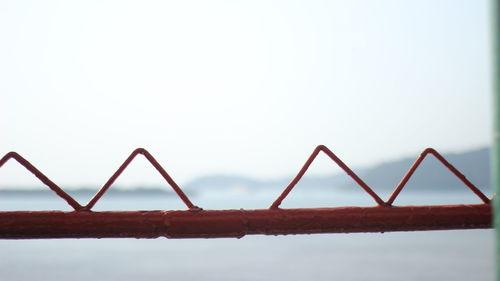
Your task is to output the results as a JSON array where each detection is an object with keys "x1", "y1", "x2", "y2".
[{"x1": 0, "y1": 0, "x2": 493, "y2": 187}]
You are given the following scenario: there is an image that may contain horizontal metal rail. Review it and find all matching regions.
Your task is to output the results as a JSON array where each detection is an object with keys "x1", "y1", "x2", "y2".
[
  {"x1": 0, "y1": 145, "x2": 493, "y2": 239},
  {"x1": 0, "y1": 205, "x2": 491, "y2": 239}
]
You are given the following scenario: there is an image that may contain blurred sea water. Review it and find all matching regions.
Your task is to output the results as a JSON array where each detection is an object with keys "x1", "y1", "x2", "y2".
[{"x1": 0, "y1": 189, "x2": 494, "y2": 281}]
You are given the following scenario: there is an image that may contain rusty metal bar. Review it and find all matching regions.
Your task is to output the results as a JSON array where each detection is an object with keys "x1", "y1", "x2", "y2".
[{"x1": 0, "y1": 204, "x2": 491, "y2": 239}]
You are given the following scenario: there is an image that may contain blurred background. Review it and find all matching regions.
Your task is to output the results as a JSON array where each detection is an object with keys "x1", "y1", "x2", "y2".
[{"x1": 0, "y1": 0, "x2": 494, "y2": 280}]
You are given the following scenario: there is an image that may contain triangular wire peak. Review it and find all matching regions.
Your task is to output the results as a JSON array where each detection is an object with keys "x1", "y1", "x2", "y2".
[
  {"x1": 269, "y1": 145, "x2": 385, "y2": 209},
  {"x1": 0, "y1": 152, "x2": 83, "y2": 210},
  {"x1": 386, "y1": 148, "x2": 490, "y2": 206},
  {"x1": 83, "y1": 148, "x2": 198, "y2": 211}
]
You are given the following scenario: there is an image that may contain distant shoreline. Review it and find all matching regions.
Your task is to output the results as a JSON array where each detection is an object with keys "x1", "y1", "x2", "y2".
[{"x1": 0, "y1": 187, "x2": 177, "y2": 197}]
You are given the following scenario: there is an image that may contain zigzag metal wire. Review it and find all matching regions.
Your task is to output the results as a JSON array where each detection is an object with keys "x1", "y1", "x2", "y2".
[
  {"x1": 270, "y1": 145, "x2": 491, "y2": 209},
  {"x1": 0, "y1": 152, "x2": 83, "y2": 210},
  {"x1": 0, "y1": 149, "x2": 198, "y2": 211},
  {"x1": 386, "y1": 148, "x2": 490, "y2": 205},
  {"x1": 84, "y1": 148, "x2": 198, "y2": 211},
  {"x1": 0, "y1": 145, "x2": 492, "y2": 212},
  {"x1": 270, "y1": 145, "x2": 386, "y2": 208}
]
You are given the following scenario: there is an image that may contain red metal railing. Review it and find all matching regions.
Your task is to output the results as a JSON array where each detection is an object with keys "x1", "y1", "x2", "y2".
[{"x1": 0, "y1": 145, "x2": 492, "y2": 239}]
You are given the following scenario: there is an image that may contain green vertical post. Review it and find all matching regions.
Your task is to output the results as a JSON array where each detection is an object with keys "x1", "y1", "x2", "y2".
[{"x1": 494, "y1": 1, "x2": 500, "y2": 280}]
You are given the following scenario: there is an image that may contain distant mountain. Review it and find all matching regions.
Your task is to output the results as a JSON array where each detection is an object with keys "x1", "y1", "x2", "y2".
[
  {"x1": 351, "y1": 147, "x2": 490, "y2": 192},
  {"x1": 185, "y1": 147, "x2": 490, "y2": 193}
]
